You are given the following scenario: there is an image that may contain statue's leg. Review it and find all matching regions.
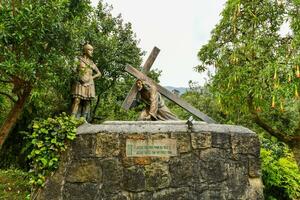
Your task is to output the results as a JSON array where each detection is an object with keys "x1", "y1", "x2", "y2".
[
  {"x1": 70, "y1": 97, "x2": 81, "y2": 117},
  {"x1": 82, "y1": 100, "x2": 91, "y2": 121}
]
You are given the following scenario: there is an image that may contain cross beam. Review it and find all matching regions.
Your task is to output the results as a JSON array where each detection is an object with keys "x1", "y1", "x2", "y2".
[
  {"x1": 122, "y1": 47, "x2": 160, "y2": 110},
  {"x1": 124, "y1": 65, "x2": 216, "y2": 124}
]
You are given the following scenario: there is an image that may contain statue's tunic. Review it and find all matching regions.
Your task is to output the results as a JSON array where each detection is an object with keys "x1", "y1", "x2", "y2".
[
  {"x1": 137, "y1": 83, "x2": 178, "y2": 121},
  {"x1": 72, "y1": 57, "x2": 99, "y2": 100}
]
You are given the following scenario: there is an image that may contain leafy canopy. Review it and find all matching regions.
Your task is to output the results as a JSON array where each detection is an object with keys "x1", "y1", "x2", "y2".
[{"x1": 197, "y1": 0, "x2": 300, "y2": 140}]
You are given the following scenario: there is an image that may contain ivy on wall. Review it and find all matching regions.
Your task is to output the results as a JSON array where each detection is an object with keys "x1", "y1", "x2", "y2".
[{"x1": 27, "y1": 113, "x2": 83, "y2": 187}]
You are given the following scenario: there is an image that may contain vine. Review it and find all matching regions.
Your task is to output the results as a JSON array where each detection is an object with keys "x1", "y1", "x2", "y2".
[{"x1": 27, "y1": 113, "x2": 83, "y2": 187}]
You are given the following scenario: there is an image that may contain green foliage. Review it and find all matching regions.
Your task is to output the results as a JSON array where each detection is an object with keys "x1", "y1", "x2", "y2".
[
  {"x1": 172, "y1": 84, "x2": 300, "y2": 199},
  {"x1": 92, "y1": 79, "x2": 141, "y2": 122},
  {"x1": 196, "y1": 3, "x2": 300, "y2": 190},
  {"x1": 0, "y1": 0, "x2": 145, "y2": 167},
  {"x1": 83, "y1": 1, "x2": 144, "y2": 121},
  {"x1": 0, "y1": 129, "x2": 29, "y2": 169},
  {"x1": 168, "y1": 90, "x2": 216, "y2": 121},
  {"x1": 27, "y1": 113, "x2": 83, "y2": 187},
  {"x1": 197, "y1": 6, "x2": 300, "y2": 197},
  {"x1": 0, "y1": 0, "x2": 89, "y2": 84},
  {"x1": 0, "y1": 0, "x2": 94, "y2": 154},
  {"x1": 197, "y1": 0, "x2": 300, "y2": 137},
  {"x1": 0, "y1": 0, "x2": 144, "y2": 122},
  {"x1": 168, "y1": 82, "x2": 234, "y2": 123},
  {"x1": 261, "y1": 138, "x2": 300, "y2": 199},
  {"x1": 0, "y1": 169, "x2": 31, "y2": 200}
]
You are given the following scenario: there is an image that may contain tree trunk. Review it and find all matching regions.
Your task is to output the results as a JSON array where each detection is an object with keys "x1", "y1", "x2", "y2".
[
  {"x1": 248, "y1": 96, "x2": 300, "y2": 168},
  {"x1": 289, "y1": 141, "x2": 300, "y2": 169},
  {"x1": 0, "y1": 86, "x2": 32, "y2": 150}
]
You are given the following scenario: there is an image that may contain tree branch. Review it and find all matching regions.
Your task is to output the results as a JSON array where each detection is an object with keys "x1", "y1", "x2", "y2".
[
  {"x1": 12, "y1": 0, "x2": 15, "y2": 16},
  {"x1": 294, "y1": 102, "x2": 300, "y2": 136},
  {"x1": 0, "y1": 91, "x2": 16, "y2": 103},
  {"x1": 0, "y1": 79, "x2": 12, "y2": 84},
  {"x1": 247, "y1": 96, "x2": 291, "y2": 143},
  {"x1": 0, "y1": 69, "x2": 14, "y2": 79}
]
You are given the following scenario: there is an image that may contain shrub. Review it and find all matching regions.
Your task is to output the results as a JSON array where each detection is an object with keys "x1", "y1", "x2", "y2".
[
  {"x1": 27, "y1": 113, "x2": 83, "y2": 187},
  {"x1": 261, "y1": 139, "x2": 300, "y2": 199}
]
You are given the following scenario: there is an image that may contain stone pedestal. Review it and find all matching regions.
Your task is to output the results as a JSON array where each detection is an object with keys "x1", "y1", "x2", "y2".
[{"x1": 37, "y1": 121, "x2": 263, "y2": 200}]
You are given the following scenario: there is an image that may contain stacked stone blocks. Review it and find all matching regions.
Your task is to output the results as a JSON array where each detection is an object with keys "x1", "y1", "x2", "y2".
[{"x1": 37, "y1": 121, "x2": 263, "y2": 200}]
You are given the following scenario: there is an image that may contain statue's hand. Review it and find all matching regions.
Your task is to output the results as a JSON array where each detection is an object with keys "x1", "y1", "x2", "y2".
[
  {"x1": 143, "y1": 115, "x2": 152, "y2": 120},
  {"x1": 79, "y1": 79, "x2": 85, "y2": 84}
]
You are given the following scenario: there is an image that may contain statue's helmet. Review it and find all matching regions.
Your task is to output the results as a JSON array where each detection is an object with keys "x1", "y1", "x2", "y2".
[
  {"x1": 83, "y1": 43, "x2": 94, "y2": 52},
  {"x1": 83, "y1": 43, "x2": 94, "y2": 57}
]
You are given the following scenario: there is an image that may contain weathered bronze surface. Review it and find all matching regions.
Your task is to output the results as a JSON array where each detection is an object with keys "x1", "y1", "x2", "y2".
[
  {"x1": 125, "y1": 65, "x2": 216, "y2": 123},
  {"x1": 135, "y1": 79, "x2": 178, "y2": 121},
  {"x1": 70, "y1": 44, "x2": 101, "y2": 120},
  {"x1": 122, "y1": 47, "x2": 160, "y2": 110}
]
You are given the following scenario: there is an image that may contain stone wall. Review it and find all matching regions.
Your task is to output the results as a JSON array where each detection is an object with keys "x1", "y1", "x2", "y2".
[{"x1": 37, "y1": 121, "x2": 264, "y2": 200}]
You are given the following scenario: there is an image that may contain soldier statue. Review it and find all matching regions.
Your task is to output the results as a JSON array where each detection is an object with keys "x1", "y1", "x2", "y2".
[{"x1": 70, "y1": 43, "x2": 101, "y2": 120}]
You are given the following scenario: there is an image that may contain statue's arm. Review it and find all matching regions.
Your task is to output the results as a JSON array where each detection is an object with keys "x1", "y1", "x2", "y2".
[
  {"x1": 92, "y1": 64, "x2": 102, "y2": 79},
  {"x1": 77, "y1": 61, "x2": 87, "y2": 83},
  {"x1": 129, "y1": 99, "x2": 139, "y2": 109},
  {"x1": 148, "y1": 87, "x2": 158, "y2": 119}
]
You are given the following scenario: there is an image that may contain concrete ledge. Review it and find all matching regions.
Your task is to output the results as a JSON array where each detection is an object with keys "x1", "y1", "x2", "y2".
[{"x1": 77, "y1": 121, "x2": 255, "y2": 135}]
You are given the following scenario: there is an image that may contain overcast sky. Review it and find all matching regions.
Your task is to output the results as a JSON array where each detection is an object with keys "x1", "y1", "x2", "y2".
[{"x1": 91, "y1": 0, "x2": 227, "y2": 87}]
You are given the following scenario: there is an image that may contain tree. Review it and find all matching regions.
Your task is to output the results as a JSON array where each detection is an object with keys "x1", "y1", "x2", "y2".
[
  {"x1": 0, "y1": 0, "x2": 91, "y2": 149},
  {"x1": 0, "y1": 0, "x2": 146, "y2": 153},
  {"x1": 168, "y1": 83, "x2": 300, "y2": 199},
  {"x1": 197, "y1": 0, "x2": 300, "y2": 167}
]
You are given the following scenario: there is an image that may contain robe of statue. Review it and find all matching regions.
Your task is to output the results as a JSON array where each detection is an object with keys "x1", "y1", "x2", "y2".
[{"x1": 137, "y1": 83, "x2": 178, "y2": 121}]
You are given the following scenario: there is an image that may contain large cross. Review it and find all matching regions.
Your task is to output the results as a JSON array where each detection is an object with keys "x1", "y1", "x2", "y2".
[
  {"x1": 122, "y1": 47, "x2": 216, "y2": 124},
  {"x1": 122, "y1": 47, "x2": 160, "y2": 110}
]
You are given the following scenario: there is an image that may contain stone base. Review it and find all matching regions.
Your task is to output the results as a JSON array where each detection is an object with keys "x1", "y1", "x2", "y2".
[{"x1": 37, "y1": 121, "x2": 263, "y2": 200}]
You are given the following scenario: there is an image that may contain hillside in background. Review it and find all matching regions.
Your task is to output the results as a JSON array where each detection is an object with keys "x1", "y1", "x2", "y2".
[{"x1": 165, "y1": 86, "x2": 188, "y2": 95}]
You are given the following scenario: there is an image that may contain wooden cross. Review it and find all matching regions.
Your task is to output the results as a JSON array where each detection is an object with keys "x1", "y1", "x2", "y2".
[
  {"x1": 123, "y1": 65, "x2": 216, "y2": 123},
  {"x1": 122, "y1": 47, "x2": 216, "y2": 124},
  {"x1": 122, "y1": 47, "x2": 160, "y2": 110}
]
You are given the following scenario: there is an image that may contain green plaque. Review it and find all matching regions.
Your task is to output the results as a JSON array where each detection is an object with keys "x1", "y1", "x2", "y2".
[{"x1": 126, "y1": 139, "x2": 177, "y2": 157}]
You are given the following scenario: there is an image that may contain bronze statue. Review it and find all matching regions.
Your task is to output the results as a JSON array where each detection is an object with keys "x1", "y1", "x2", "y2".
[
  {"x1": 134, "y1": 79, "x2": 178, "y2": 121},
  {"x1": 122, "y1": 47, "x2": 216, "y2": 123},
  {"x1": 70, "y1": 44, "x2": 101, "y2": 120}
]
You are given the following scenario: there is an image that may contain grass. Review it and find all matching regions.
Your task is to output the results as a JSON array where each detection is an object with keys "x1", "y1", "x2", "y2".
[{"x1": 0, "y1": 169, "x2": 31, "y2": 200}]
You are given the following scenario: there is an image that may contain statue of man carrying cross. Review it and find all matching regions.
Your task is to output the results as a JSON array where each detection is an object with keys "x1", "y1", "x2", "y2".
[
  {"x1": 135, "y1": 79, "x2": 178, "y2": 121},
  {"x1": 122, "y1": 47, "x2": 216, "y2": 124}
]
